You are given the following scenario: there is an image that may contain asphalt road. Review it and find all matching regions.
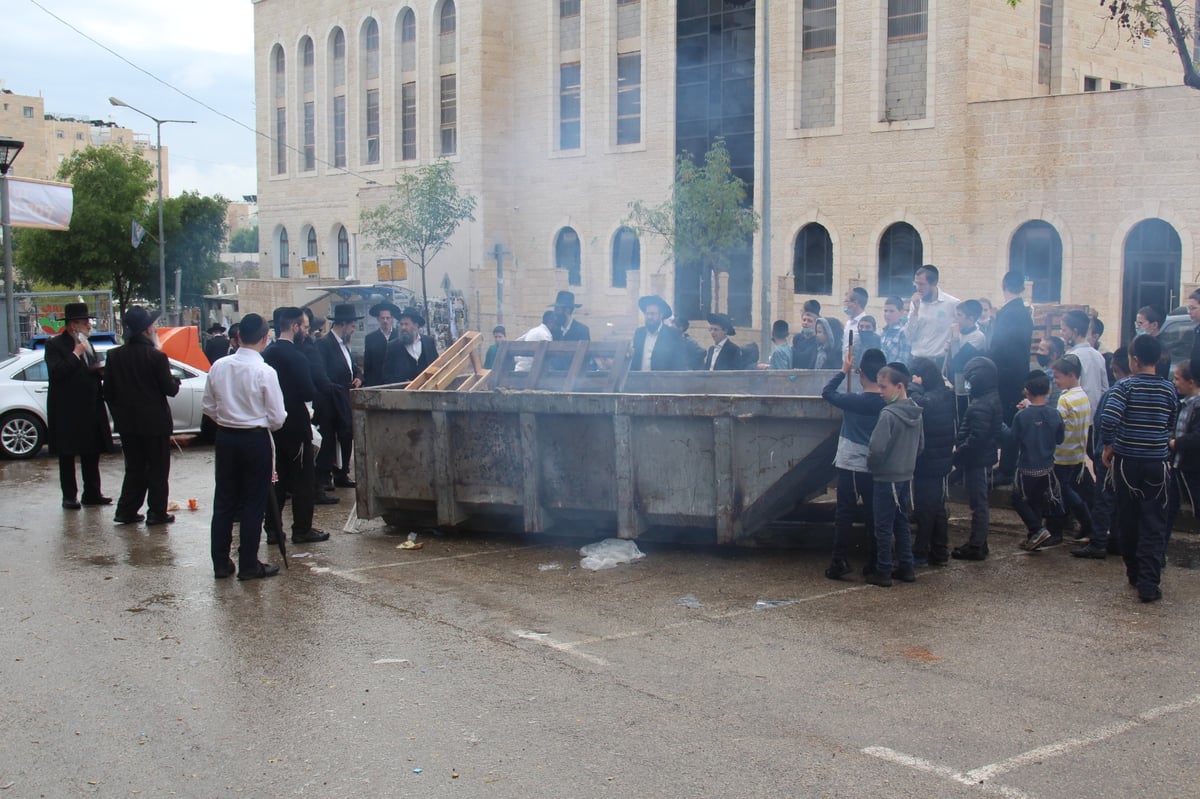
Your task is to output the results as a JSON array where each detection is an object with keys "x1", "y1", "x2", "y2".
[{"x1": 1, "y1": 444, "x2": 1197, "y2": 798}]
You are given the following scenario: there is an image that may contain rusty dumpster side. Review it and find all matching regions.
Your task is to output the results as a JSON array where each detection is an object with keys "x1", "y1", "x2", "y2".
[{"x1": 352, "y1": 385, "x2": 843, "y2": 544}]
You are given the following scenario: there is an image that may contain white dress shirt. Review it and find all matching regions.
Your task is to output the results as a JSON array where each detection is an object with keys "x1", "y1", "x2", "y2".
[
  {"x1": 202, "y1": 347, "x2": 287, "y2": 431},
  {"x1": 641, "y1": 329, "x2": 659, "y2": 371},
  {"x1": 336, "y1": 335, "x2": 353, "y2": 373},
  {"x1": 844, "y1": 311, "x2": 866, "y2": 355},
  {"x1": 905, "y1": 288, "x2": 960, "y2": 359},
  {"x1": 514, "y1": 323, "x2": 553, "y2": 372},
  {"x1": 1068, "y1": 341, "x2": 1110, "y2": 411},
  {"x1": 708, "y1": 339, "x2": 725, "y2": 370}
]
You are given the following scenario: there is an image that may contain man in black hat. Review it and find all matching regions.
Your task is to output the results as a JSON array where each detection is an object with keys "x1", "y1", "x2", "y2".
[
  {"x1": 202, "y1": 313, "x2": 286, "y2": 580},
  {"x1": 103, "y1": 306, "x2": 181, "y2": 525},
  {"x1": 631, "y1": 295, "x2": 689, "y2": 371},
  {"x1": 552, "y1": 291, "x2": 590, "y2": 343},
  {"x1": 45, "y1": 302, "x2": 113, "y2": 509},
  {"x1": 363, "y1": 302, "x2": 400, "y2": 387},
  {"x1": 703, "y1": 313, "x2": 743, "y2": 371},
  {"x1": 316, "y1": 304, "x2": 363, "y2": 490},
  {"x1": 299, "y1": 308, "x2": 339, "y2": 505},
  {"x1": 204, "y1": 324, "x2": 231, "y2": 366},
  {"x1": 382, "y1": 306, "x2": 440, "y2": 384},
  {"x1": 263, "y1": 307, "x2": 329, "y2": 544}
]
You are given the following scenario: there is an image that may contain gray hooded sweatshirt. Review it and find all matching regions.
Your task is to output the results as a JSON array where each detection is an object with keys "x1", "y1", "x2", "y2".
[{"x1": 867, "y1": 398, "x2": 925, "y2": 483}]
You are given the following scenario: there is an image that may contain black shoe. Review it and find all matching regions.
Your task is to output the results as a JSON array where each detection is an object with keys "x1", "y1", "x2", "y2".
[
  {"x1": 1071, "y1": 545, "x2": 1107, "y2": 559},
  {"x1": 81, "y1": 495, "x2": 113, "y2": 506},
  {"x1": 333, "y1": 476, "x2": 357, "y2": 489},
  {"x1": 293, "y1": 529, "x2": 331, "y2": 544},
  {"x1": 866, "y1": 573, "x2": 893, "y2": 587},
  {"x1": 214, "y1": 558, "x2": 236, "y2": 579},
  {"x1": 321, "y1": 479, "x2": 334, "y2": 491},
  {"x1": 1138, "y1": 588, "x2": 1163, "y2": 603},
  {"x1": 62, "y1": 499, "x2": 82, "y2": 510},
  {"x1": 928, "y1": 556, "x2": 949, "y2": 567},
  {"x1": 114, "y1": 512, "x2": 145, "y2": 524},
  {"x1": 1040, "y1": 535, "x2": 1064, "y2": 549},
  {"x1": 145, "y1": 513, "x2": 175, "y2": 525},
  {"x1": 237, "y1": 562, "x2": 280, "y2": 581},
  {"x1": 892, "y1": 568, "x2": 917, "y2": 583},
  {"x1": 824, "y1": 559, "x2": 852, "y2": 581},
  {"x1": 314, "y1": 493, "x2": 340, "y2": 505},
  {"x1": 951, "y1": 543, "x2": 988, "y2": 561}
]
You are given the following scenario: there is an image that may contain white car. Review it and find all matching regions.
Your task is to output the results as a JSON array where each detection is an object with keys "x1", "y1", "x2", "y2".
[{"x1": 0, "y1": 346, "x2": 208, "y2": 459}]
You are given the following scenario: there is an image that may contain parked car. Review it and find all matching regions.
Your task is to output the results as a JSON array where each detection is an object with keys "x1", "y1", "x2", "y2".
[
  {"x1": 0, "y1": 346, "x2": 208, "y2": 459},
  {"x1": 1158, "y1": 311, "x2": 1194, "y2": 372}
]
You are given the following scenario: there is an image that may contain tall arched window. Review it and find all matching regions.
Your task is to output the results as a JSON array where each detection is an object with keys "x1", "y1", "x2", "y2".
[
  {"x1": 438, "y1": 0, "x2": 458, "y2": 155},
  {"x1": 272, "y1": 45, "x2": 287, "y2": 174},
  {"x1": 337, "y1": 226, "x2": 351, "y2": 280},
  {"x1": 555, "y1": 227, "x2": 582, "y2": 287},
  {"x1": 329, "y1": 27, "x2": 347, "y2": 168},
  {"x1": 611, "y1": 227, "x2": 640, "y2": 288},
  {"x1": 1122, "y1": 218, "x2": 1182, "y2": 338},
  {"x1": 793, "y1": 223, "x2": 833, "y2": 295},
  {"x1": 306, "y1": 227, "x2": 318, "y2": 259},
  {"x1": 397, "y1": 8, "x2": 418, "y2": 161},
  {"x1": 878, "y1": 222, "x2": 923, "y2": 298},
  {"x1": 362, "y1": 18, "x2": 381, "y2": 164},
  {"x1": 279, "y1": 228, "x2": 290, "y2": 278},
  {"x1": 300, "y1": 37, "x2": 316, "y2": 171},
  {"x1": 1009, "y1": 220, "x2": 1063, "y2": 303}
]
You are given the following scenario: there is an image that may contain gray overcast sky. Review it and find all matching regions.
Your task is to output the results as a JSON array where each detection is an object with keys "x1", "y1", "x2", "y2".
[{"x1": 3, "y1": 0, "x2": 258, "y2": 201}]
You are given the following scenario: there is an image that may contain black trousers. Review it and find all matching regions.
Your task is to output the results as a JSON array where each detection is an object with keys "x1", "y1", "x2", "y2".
[
  {"x1": 273, "y1": 437, "x2": 315, "y2": 537},
  {"x1": 59, "y1": 453, "x2": 101, "y2": 502},
  {"x1": 315, "y1": 414, "x2": 353, "y2": 481},
  {"x1": 911, "y1": 474, "x2": 949, "y2": 561},
  {"x1": 115, "y1": 434, "x2": 171, "y2": 517},
  {"x1": 1112, "y1": 456, "x2": 1175, "y2": 597},
  {"x1": 210, "y1": 427, "x2": 273, "y2": 572}
]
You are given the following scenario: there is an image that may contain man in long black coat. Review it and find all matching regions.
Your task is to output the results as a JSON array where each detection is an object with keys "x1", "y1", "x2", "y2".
[
  {"x1": 103, "y1": 307, "x2": 180, "y2": 524},
  {"x1": 45, "y1": 302, "x2": 113, "y2": 509},
  {"x1": 300, "y1": 308, "x2": 339, "y2": 505},
  {"x1": 554, "y1": 290, "x2": 590, "y2": 343},
  {"x1": 264, "y1": 307, "x2": 329, "y2": 543},
  {"x1": 316, "y1": 304, "x2": 363, "y2": 490},
  {"x1": 990, "y1": 270, "x2": 1034, "y2": 482},
  {"x1": 382, "y1": 306, "x2": 439, "y2": 384},
  {"x1": 362, "y1": 302, "x2": 399, "y2": 387},
  {"x1": 203, "y1": 324, "x2": 231, "y2": 366},
  {"x1": 631, "y1": 295, "x2": 689, "y2": 371}
]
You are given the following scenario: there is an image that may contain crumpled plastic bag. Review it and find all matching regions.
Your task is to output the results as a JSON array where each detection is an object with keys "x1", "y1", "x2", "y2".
[{"x1": 579, "y1": 538, "x2": 645, "y2": 571}]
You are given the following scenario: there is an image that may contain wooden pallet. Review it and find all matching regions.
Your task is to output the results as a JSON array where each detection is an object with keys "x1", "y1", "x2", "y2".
[
  {"x1": 487, "y1": 340, "x2": 633, "y2": 392},
  {"x1": 405, "y1": 331, "x2": 491, "y2": 391}
]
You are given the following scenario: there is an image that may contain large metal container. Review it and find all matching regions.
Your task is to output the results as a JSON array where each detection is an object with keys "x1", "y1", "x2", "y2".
[{"x1": 352, "y1": 368, "x2": 844, "y2": 544}]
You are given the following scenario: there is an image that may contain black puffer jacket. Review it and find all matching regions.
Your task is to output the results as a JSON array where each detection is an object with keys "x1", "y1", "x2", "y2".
[
  {"x1": 911, "y1": 376, "x2": 956, "y2": 478},
  {"x1": 953, "y1": 356, "x2": 1003, "y2": 468}
]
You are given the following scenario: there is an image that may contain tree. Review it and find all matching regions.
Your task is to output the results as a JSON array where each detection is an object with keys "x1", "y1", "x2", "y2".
[
  {"x1": 15, "y1": 145, "x2": 155, "y2": 311},
  {"x1": 626, "y1": 137, "x2": 760, "y2": 317},
  {"x1": 158, "y1": 192, "x2": 229, "y2": 311},
  {"x1": 359, "y1": 159, "x2": 477, "y2": 319},
  {"x1": 228, "y1": 225, "x2": 259, "y2": 253},
  {"x1": 1007, "y1": 0, "x2": 1199, "y2": 89}
]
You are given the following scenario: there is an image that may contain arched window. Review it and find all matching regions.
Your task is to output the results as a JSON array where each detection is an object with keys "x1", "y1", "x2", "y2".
[
  {"x1": 330, "y1": 27, "x2": 347, "y2": 168},
  {"x1": 337, "y1": 226, "x2": 351, "y2": 280},
  {"x1": 306, "y1": 227, "x2": 318, "y2": 258},
  {"x1": 555, "y1": 227, "x2": 582, "y2": 287},
  {"x1": 878, "y1": 222, "x2": 923, "y2": 299},
  {"x1": 279, "y1": 228, "x2": 290, "y2": 279},
  {"x1": 438, "y1": 1, "x2": 458, "y2": 155},
  {"x1": 611, "y1": 227, "x2": 640, "y2": 288},
  {"x1": 400, "y1": 9, "x2": 417, "y2": 70},
  {"x1": 1122, "y1": 218, "x2": 1182, "y2": 338},
  {"x1": 362, "y1": 18, "x2": 381, "y2": 164},
  {"x1": 397, "y1": 9, "x2": 418, "y2": 161},
  {"x1": 301, "y1": 37, "x2": 315, "y2": 93},
  {"x1": 439, "y1": 0, "x2": 457, "y2": 63},
  {"x1": 300, "y1": 37, "x2": 316, "y2": 171},
  {"x1": 272, "y1": 45, "x2": 287, "y2": 174},
  {"x1": 793, "y1": 223, "x2": 833, "y2": 295},
  {"x1": 1008, "y1": 220, "x2": 1062, "y2": 303},
  {"x1": 363, "y1": 18, "x2": 380, "y2": 80}
]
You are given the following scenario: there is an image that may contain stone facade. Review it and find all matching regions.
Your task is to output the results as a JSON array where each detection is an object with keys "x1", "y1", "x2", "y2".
[{"x1": 252, "y1": 0, "x2": 1197, "y2": 347}]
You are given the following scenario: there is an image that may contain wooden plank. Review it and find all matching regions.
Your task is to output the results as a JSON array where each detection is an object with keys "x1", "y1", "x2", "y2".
[
  {"x1": 424, "y1": 347, "x2": 478, "y2": 391},
  {"x1": 519, "y1": 412, "x2": 544, "y2": 532},
  {"x1": 408, "y1": 332, "x2": 480, "y2": 390},
  {"x1": 430, "y1": 410, "x2": 466, "y2": 526},
  {"x1": 560, "y1": 342, "x2": 591, "y2": 392}
]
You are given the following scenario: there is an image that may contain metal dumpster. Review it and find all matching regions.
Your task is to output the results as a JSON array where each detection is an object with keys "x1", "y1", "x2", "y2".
[{"x1": 352, "y1": 364, "x2": 844, "y2": 545}]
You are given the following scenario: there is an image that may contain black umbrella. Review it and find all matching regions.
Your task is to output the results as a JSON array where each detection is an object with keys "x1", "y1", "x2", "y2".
[{"x1": 266, "y1": 478, "x2": 289, "y2": 569}]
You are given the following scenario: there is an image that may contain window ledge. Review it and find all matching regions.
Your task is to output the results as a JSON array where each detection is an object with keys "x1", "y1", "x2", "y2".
[{"x1": 869, "y1": 117, "x2": 934, "y2": 133}]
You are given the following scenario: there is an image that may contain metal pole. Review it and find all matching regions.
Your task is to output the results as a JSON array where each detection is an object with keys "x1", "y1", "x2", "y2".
[
  {"x1": 155, "y1": 119, "x2": 167, "y2": 319},
  {"x1": 493, "y1": 243, "x2": 504, "y2": 325},
  {"x1": 1, "y1": 173, "x2": 15, "y2": 354}
]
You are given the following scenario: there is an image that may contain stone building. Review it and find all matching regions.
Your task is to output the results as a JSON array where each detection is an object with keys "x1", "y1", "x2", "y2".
[{"x1": 252, "y1": 1, "x2": 1199, "y2": 345}]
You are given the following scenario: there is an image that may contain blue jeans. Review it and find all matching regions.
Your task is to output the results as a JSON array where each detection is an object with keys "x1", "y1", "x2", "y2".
[
  {"x1": 964, "y1": 465, "x2": 990, "y2": 547},
  {"x1": 833, "y1": 468, "x2": 874, "y2": 564},
  {"x1": 873, "y1": 480, "x2": 914, "y2": 575}
]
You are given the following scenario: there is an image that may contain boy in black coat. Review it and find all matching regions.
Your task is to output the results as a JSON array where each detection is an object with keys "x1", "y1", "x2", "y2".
[
  {"x1": 909, "y1": 357, "x2": 956, "y2": 565},
  {"x1": 950, "y1": 356, "x2": 1003, "y2": 561}
]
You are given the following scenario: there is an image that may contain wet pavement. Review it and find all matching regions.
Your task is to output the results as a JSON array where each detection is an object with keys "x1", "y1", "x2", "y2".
[{"x1": 2, "y1": 444, "x2": 1198, "y2": 798}]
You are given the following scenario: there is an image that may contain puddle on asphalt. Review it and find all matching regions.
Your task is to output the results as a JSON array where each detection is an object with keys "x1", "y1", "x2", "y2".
[{"x1": 1169, "y1": 537, "x2": 1200, "y2": 570}]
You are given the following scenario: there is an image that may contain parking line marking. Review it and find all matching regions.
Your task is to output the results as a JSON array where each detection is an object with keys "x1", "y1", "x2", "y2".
[
  {"x1": 330, "y1": 545, "x2": 539, "y2": 576},
  {"x1": 862, "y1": 747, "x2": 1034, "y2": 799},
  {"x1": 513, "y1": 630, "x2": 610, "y2": 667}
]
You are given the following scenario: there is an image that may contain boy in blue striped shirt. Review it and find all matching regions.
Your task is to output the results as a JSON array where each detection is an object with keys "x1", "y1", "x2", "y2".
[{"x1": 1099, "y1": 335, "x2": 1178, "y2": 603}]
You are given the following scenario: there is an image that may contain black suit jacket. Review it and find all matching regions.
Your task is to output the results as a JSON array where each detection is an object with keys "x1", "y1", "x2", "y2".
[
  {"x1": 204, "y1": 335, "x2": 230, "y2": 366},
  {"x1": 102, "y1": 335, "x2": 180, "y2": 437},
  {"x1": 315, "y1": 333, "x2": 360, "y2": 432},
  {"x1": 383, "y1": 335, "x2": 439, "y2": 384},
  {"x1": 704, "y1": 340, "x2": 743, "y2": 371},
  {"x1": 561, "y1": 319, "x2": 590, "y2": 342},
  {"x1": 363, "y1": 328, "x2": 397, "y2": 387},
  {"x1": 263, "y1": 339, "x2": 317, "y2": 446},
  {"x1": 45, "y1": 331, "x2": 112, "y2": 455},
  {"x1": 631, "y1": 325, "x2": 689, "y2": 371}
]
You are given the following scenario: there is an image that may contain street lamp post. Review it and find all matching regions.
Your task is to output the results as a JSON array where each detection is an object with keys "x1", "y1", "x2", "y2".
[
  {"x1": 108, "y1": 97, "x2": 195, "y2": 322},
  {"x1": 0, "y1": 138, "x2": 25, "y2": 355}
]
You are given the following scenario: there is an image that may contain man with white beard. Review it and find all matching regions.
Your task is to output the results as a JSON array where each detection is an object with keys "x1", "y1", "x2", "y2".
[{"x1": 102, "y1": 306, "x2": 181, "y2": 526}]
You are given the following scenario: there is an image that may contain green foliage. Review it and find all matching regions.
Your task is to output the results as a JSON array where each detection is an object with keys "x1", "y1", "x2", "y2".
[
  {"x1": 626, "y1": 137, "x2": 760, "y2": 315},
  {"x1": 228, "y1": 225, "x2": 259, "y2": 253},
  {"x1": 159, "y1": 192, "x2": 229, "y2": 309},
  {"x1": 360, "y1": 159, "x2": 477, "y2": 316},
  {"x1": 15, "y1": 145, "x2": 155, "y2": 310}
]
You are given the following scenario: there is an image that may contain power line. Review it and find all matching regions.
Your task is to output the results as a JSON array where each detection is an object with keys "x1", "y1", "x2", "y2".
[{"x1": 28, "y1": 0, "x2": 381, "y2": 186}]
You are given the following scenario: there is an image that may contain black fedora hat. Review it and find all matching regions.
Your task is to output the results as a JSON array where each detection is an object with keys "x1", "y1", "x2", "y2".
[
  {"x1": 397, "y1": 306, "x2": 427, "y2": 327},
  {"x1": 64, "y1": 302, "x2": 91, "y2": 322},
  {"x1": 550, "y1": 290, "x2": 581, "y2": 309},
  {"x1": 369, "y1": 301, "x2": 402, "y2": 319},
  {"x1": 638, "y1": 295, "x2": 672, "y2": 318},
  {"x1": 706, "y1": 312, "x2": 736, "y2": 337},
  {"x1": 327, "y1": 303, "x2": 363, "y2": 324},
  {"x1": 206, "y1": 324, "x2": 227, "y2": 334},
  {"x1": 122, "y1": 306, "x2": 161, "y2": 336}
]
